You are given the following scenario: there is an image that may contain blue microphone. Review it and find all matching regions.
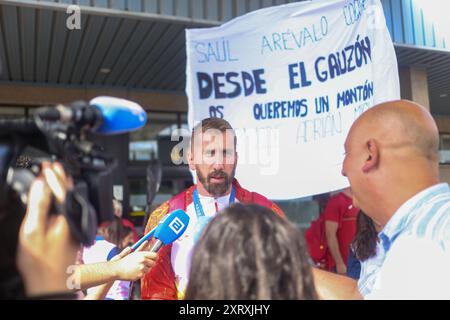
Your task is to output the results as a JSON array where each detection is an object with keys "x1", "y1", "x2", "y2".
[
  {"x1": 35, "y1": 96, "x2": 147, "y2": 135},
  {"x1": 131, "y1": 209, "x2": 190, "y2": 252},
  {"x1": 89, "y1": 97, "x2": 147, "y2": 135}
]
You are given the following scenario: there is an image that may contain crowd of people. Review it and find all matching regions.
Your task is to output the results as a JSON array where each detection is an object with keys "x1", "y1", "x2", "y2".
[{"x1": 1, "y1": 99, "x2": 449, "y2": 300}]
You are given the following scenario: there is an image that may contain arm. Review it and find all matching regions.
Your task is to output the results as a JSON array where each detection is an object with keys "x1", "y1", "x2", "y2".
[
  {"x1": 312, "y1": 268, "x2": 362, "y2": 300},
  {"x1": 82, "y1": 247, "x2": 133, "y2": 300},
  {"x1": 325, "y1": 220, "x2": 346, "y2": 274},
  {"x1": 72, "y1": 263, "x2": 118, "y2": 290},
  {"x1": 73, "y1": 245, "x2": 157, "y2": 291},
  {"x1": 82, "y1": 281, "x2": 116, "y2": 300},
  {"x1": 83, "y1": 241, "x2": 156, "y2": 300}
]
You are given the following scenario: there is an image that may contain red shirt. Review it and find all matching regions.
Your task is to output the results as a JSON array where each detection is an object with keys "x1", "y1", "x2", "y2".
[{"x1": 323, "y1": 192, "x2": 359, "y2": 269}]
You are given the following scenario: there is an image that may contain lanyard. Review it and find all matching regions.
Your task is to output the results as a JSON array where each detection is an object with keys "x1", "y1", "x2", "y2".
[{"x1": 192, "y1": 187, "x2": 235, "y2": 218}]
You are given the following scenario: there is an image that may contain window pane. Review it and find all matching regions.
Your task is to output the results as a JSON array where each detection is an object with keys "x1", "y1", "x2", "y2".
[
  {"x1": 129, "y1": 112, "x2": 188, "y2": 161},
  {"x1": 275, "y1": 196, "x2": 321, "y2": 230}
]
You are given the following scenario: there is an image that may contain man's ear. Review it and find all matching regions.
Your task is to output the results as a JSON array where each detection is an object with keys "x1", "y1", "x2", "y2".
[
  {"x1": 187, "y1": 149, "x2": 196, "y2": 171},
  {"x1": 362, "y1": 139, "x2": 379, "y2": 173}
]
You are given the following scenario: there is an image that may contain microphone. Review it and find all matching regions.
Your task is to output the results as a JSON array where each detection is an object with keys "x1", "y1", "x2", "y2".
[
  {"x1": 127, "y1": 209, "x2": 189, "y2": 300},
  {"x1": 35, "y1": 96, "x2": 147, "y2": 135},
  {"x1": 131, "y1": 209, "x2": 190, "y2": 252}
]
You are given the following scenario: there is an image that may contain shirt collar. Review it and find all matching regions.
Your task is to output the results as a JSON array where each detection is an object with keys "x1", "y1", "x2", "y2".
[
  {"x1": 380, "y1": 183, "x2": 450, "y2": 247},
  {"x1": 198, "y1": 192, "x2": 231, "y2": 203}
]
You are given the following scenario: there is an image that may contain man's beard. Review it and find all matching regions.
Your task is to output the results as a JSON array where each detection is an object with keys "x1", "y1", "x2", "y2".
[{"x1": 196, "y1": 167, "x2": 236, "y2": 197}]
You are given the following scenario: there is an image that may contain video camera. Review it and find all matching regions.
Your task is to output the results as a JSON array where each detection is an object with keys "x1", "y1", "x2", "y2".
[{"x1": 0, "y1": 97, "x2": 147, "y2": 246}]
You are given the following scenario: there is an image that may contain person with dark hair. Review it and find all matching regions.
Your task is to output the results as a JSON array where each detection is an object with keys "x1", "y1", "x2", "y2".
[
  {"x1": 120, "y1": 226, "x2": 135, "y2": 249},
  {"x1": 141, "y1": 117, "x2": 284, "y2": 300},
  {"x1": 185, "y1": 203, "x2": 317, "y2": 300},
  {"x1": 110, "y1": 199, "x2": 139, "y2": 250},
  {"x1": 346, "y1": 211, "x2": 381, "y2": 280}
]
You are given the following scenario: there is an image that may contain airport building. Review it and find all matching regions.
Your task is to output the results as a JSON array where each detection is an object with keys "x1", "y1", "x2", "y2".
[{"x1": 0, "y1": 0, "x2": 449, "y2": 227}]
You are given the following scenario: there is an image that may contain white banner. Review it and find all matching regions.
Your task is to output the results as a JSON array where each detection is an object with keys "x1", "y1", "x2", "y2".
[{"x1": 186, "y1": 0, "x2": 400, "y2": 200}]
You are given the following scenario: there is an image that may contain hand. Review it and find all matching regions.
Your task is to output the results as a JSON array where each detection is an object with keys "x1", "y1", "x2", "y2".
[
  {"x1": 112, "y1": 241, "x2": 157, "y2": 281},
  {"x1": 336, "y1": 263, "x2": 347, "y2": 275},
  {"x1": 17, "y1": 162, "x2": 79, "y2": 297},
  {"x1": 109, "y1": 240, "x2": 146, "y2": 262},
  {"x1": 82, "y1": 241, "x2": 155, "y2": 300}
]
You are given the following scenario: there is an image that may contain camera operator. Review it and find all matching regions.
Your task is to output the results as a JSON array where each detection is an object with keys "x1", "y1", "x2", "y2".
[
  {"x1": 13, "y1": 161, "x2": 158, "y2": 300},
  {"x1": 0, "y1": 97, "x2": 155, "y2": 299}
]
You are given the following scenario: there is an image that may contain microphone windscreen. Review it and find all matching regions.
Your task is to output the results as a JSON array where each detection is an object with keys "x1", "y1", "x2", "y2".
[{"x1": 90, "y1": 96, "x2": 147, "y2": 135}]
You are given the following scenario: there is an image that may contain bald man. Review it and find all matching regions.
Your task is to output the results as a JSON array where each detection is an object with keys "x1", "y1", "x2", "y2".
[{"x1": 313, "y1": 100, "x2": 450, "y2": 299}]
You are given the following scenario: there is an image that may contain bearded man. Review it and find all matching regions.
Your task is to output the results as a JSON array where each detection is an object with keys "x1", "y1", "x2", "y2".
[{"x1": 141, "y1": 117, "x2": 284, "y2": 300}]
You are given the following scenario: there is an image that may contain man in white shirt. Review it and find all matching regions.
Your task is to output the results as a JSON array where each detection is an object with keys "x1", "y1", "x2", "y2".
[{"x1": 313, "y1": 100, "x2": 450, "y2": 300}]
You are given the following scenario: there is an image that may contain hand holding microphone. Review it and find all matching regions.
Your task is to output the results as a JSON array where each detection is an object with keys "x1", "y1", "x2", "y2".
[
  {"x1": 92, "y1": 206, "x2": 192, "y2": 283},
  {"x1": 125, "y1": 210, "x2": 190, "y2": 300},
  {"x1": 111, "y1": 241, "x2": 157, "y2": 282},
  {"x1": 83, "y1": 210, "x2": 189, "y2": 300},
  {"x1": 82, "y1": 240, "x2": 156, "y2": 300}
]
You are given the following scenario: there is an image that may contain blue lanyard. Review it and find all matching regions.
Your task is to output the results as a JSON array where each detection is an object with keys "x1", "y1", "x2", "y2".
[{"x1": 192, "y1": 187, "x2": 235, "y2": 218}]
